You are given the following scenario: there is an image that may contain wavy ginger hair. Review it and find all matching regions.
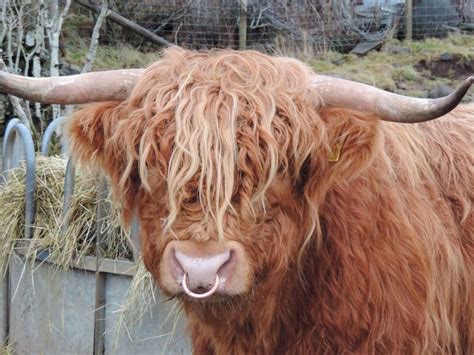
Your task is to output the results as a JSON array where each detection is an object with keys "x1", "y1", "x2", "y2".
[
  {"x1": 67, "y1": 47, "x2": 473, "y2": 354},
  {"x1": 69, "y1": 48, "x2": 331, "y2": 242}
]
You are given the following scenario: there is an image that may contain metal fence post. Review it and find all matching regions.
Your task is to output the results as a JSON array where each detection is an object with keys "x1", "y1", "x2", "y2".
[
  {"x1": 94, "y1": 177, "x2": 109, "y2": 355},
  {"x1": 61, "y1": 158, "x2": 76, "y2": 235}
]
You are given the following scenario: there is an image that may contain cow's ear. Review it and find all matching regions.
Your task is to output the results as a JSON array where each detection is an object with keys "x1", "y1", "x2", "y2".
[
  {"x1": 66, "y1": 102, "x2": 141, "y2": 222},
  {"x1": 67, "y1": 102, "x2": 121, "y2": 169},
  {"x1": 302, "y1": 108, "x2": 381, "y2": 201},
  {"x1": 320, "y1": 107, "x2": 381, "y2": 182}
]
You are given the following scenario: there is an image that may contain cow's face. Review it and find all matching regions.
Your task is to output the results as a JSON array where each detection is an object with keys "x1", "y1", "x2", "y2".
[
  {"x1": 138, "y1": 173, "x2": 309, "y2": 304},
  {"x1": 68, "y1": 48, "x2": 378, "y2": 307},
  {"x1": 128, "y1": 49, "x2": 325, "y2": 304}
]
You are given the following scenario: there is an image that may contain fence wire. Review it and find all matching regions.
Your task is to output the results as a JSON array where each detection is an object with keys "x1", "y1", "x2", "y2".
[
  {"x1": 1, "y1": 1, "x2": 473, "y2": 127},
  {"x1": 88, "y1": 0, "x2": 474, "y2": 51}
]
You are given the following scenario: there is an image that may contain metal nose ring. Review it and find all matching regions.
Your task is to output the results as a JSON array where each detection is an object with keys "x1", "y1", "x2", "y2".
[{"x1": 182, "y1": 273, "x2": 220, "y2": 299}]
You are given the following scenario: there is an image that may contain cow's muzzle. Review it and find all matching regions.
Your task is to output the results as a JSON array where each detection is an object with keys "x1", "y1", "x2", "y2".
[{"x1": 160, "y1": 240, "x2": 251, "y2": 299}]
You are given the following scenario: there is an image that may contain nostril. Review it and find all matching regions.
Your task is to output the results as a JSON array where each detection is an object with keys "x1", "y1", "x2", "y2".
[
  {"x1": 173, "y1": 248, "x2": 232, "y2": 296},
  {"x1": 174, "y1": 249, "x2": 231, "y2": 276},
  {"x1": 170, "y1": 248, "x2": 185, "y2": 275},
  {"x1": 216, "y1": 249, "x2": 235, "y2": 279}
]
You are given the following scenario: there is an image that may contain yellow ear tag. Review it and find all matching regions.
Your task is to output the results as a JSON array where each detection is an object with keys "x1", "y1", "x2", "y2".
[{"x1": 328, "y1": 143, "x2": 342, "y2": 162}]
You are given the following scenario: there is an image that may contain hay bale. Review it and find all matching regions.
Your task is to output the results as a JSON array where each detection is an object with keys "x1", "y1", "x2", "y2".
[{"x1": 0, "y1": 156, "x2": 132, "y2": 271}]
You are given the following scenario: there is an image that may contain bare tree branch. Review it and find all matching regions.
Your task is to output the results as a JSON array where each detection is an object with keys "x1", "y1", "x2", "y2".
[
  {"x1": 46, "y1": 0, "x2": 72, "y2": 120},
  {"x1": 82, "y1": 0, "x2": 108, "y2": 74},
  {"x1": 75, "y1": 0, "x2": 172, "y2": 47},
  {"x1": 153, "y1": 0, "x2": 197, "y2": 34},
  {"x1": 0, "y1": 0, "x2": 8, "y2": 45},
  {"x1": 13, "y1": 1, "x2": 25, "y2": 71}
]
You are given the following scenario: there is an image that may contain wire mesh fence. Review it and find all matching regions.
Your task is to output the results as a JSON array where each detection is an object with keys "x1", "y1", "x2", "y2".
[
  {"x1": 1, "y1": 0, "x2": 473, "y2": 131},
  {"x1": 97, "y1": 0, "x2": 474, "y2": 52}
]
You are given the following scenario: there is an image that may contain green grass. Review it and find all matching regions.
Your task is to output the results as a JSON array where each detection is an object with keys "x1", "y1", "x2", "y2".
[
  {"x1": 407, "y1": 35, "x2": 474, "y2": 61},
  {"x1": 67, "y1": 44, "x2": 160, "y2": 70},
  {"x1": 306, "y1": 34, "x2": 474, "y2": 100}
]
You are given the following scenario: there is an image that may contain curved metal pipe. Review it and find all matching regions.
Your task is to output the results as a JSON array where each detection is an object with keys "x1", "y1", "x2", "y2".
[
  {"x1": 40, "y1": 116, "x2": 70, "y2": 156},
  {"x1": 1, "y1": 119, "x2": 36, "y2": 239},
  {"x1": 60, "y1": 157, "x2": 76, "y2": 236},
  {"x1": 2, "y1": 118, "x2": 21, "y2": 178},
  {"x1": 129, "y1": 214, "x2": 141, "y2": 262}
]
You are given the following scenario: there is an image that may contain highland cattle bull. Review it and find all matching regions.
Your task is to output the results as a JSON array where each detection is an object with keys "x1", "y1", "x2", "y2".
[{"x1": 0, "y1": 48, "x2": 473, "y2": 354}]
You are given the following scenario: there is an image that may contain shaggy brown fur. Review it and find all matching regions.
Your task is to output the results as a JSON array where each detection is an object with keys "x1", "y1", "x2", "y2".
[{"x1": 67, "y1": 48, "x2": 473, "y2": 354}]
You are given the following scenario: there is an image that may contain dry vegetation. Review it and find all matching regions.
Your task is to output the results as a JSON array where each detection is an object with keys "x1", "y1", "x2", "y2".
[
  {"x1": 0, "y1": 342, "x2": 14, "y2": 355},
  {"x1": 0, "y1": 156, "x2": 131, "y2": 271}
]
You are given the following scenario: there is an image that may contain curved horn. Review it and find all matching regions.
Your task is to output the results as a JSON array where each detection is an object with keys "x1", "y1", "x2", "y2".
[
  {"x1": 311, "y1": 75, "x2": 474, "y2": 123},
  {"x1": 0, "y1": 69, "x2": 145, "y2": 104}
]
